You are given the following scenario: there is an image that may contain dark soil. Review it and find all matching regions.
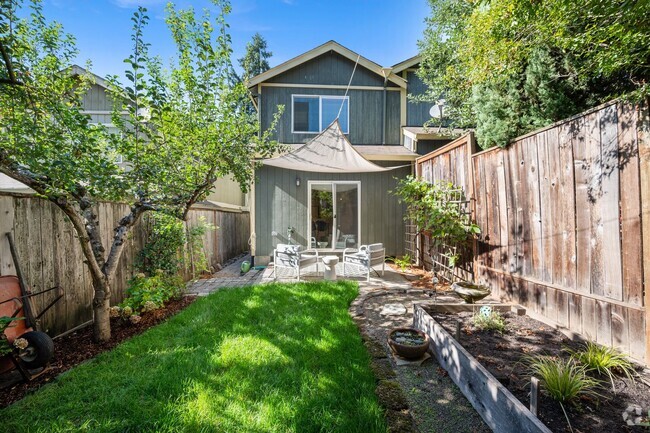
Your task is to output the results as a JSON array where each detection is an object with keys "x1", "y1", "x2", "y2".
[
  {"x1": 0, "y1": 296, "x2": 196, "y2": 408},
  {"x1": 385, "y1": 263, "x2": 453, "y2": 292},
  {"x1": 431, "y1": 309, "x2": 650, "y2": 433}
]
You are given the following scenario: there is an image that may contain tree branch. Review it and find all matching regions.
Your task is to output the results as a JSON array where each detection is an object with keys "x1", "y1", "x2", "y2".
[{"x1": 102, "y1": 202, "x2": 154, "y2": 278}]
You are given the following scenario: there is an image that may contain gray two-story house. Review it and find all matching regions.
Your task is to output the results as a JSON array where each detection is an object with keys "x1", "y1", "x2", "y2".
[{"x1": 248, "y1": 41, "x2": 452, "y2": 263}]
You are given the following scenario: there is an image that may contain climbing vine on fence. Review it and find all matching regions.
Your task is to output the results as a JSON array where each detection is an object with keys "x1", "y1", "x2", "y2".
[{"x1": 393, "y1": 175, "x2": 480, "y2": 266}]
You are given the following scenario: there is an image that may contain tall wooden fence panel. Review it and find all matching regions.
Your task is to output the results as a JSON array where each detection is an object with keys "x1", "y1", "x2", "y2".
[
  {"x1": 415, "y1": 101, "x2": 649, "y2": 364},
  {"x1": 0, "y1": 195, "x2": 250, "y2": 336}
]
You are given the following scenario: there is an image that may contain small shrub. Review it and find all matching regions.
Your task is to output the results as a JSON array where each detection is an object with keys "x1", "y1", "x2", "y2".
[
  {"x1": 137, "y1": 213, "x2": 186, "y2": 276},
  {"x1": 120, "y1": 272, "x2": 185, "y2": 314},
  {"x1": 393, "y1": 255, "x2": 411, "y2": 272},
  {"x1": 568, "y1": 341, "x2": 636, "y2": 391},
  {"x1": 526, "y1": 356, "x2": 601, "y2": 405},
  {"x1": 472, "y1": 309, "x2": 507, "y2": 333},
  {"x1": 138, "y1": 213, "x2": 215, "y2": 279}
]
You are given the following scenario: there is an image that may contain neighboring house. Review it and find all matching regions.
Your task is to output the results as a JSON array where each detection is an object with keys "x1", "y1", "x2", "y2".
[
  {"x1": 0, "y1": 65, "x2": 247, "y2": 211},
  {"x1": 248, "y1": 41, "x2": 455, "y2": 263}
]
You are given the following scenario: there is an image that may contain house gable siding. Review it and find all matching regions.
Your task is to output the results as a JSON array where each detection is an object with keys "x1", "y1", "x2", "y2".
[{"x1": 266, "y1": 51, "x2": 397, "y2": 87}]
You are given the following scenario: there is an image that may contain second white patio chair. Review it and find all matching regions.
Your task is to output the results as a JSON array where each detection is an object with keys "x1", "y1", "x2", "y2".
[
  {"x1": 343, "y1": 243, "x2": 385, "y2": 282},
  {"x1": 272, "y1": 243, "x2": 319, "y2": 281}
]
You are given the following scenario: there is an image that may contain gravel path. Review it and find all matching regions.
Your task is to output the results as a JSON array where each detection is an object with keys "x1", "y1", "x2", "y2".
[{"x1": 352, "y1": 287, "x2": 490, "y2": 433}]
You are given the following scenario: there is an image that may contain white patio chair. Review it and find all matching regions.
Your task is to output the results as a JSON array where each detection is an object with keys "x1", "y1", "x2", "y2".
[
  {"x1": 272, "y1": 243, "x2": 319, "y2": 281},
  {"x1": 343, "y1": 243, "x2": 385, "y2": 282}
]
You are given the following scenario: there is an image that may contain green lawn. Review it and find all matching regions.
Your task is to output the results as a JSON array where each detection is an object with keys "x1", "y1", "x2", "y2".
[{"x1": 1, "y1": 281, "x2": 386, "y2": 433}]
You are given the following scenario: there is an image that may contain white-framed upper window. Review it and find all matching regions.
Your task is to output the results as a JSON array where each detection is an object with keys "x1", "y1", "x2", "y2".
[{"x1": 292, "y1": 95, "x2": 349, "y2": 134}]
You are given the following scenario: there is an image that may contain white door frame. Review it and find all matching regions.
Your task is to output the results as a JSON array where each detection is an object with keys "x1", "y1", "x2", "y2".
[{"x1": 307, "y1": 180, "x2": 361, "y2": 249}]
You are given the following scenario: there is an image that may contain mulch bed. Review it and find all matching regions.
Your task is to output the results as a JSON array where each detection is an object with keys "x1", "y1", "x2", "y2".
[
  {"x1": 0, "y1": 296, "x2": 196, "y2": 408},
  {"x1": 431, "y1": 309, "x2": 650, "y2": 433}
]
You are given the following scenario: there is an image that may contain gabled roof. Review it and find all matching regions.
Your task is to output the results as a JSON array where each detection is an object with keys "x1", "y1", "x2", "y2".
[
  {"x1": 247, "y1": 40, "x2": 407, "y2": 89},
  {"x1": 392, "y1": 55, "x2": 421, "y2": 74},
  {"x1": 262, "y1": 120, "x2": 394, "y2": 173},
  {"x1": 69, "y1": 65, "x2": 111, "y2": 90}
]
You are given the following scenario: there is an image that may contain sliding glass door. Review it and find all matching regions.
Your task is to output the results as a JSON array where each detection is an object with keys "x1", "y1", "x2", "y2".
[{"x1": 309, "y1": 181, "x2": 360, "y2": 250}]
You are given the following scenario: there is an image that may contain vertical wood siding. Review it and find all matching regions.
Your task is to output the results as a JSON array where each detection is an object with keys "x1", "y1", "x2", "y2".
[
  {"x1": 0, "y1": 195, "x2": 249, "y2": 337},
  {"x1": 254, "y1": 164, "x2": 411, "y2": 257},
  {"x1": 406, "y1": 71, "x2": 432, "y2": 127},
  {"x1": 266, "y1": 51, "x2": 388, "y2": 87},
  {"x1": 416, "y1": 102, "x2": 649, "y2": 364},
  {"x1": 260, "y1": 86, "x2": 402, "y2": 145}
]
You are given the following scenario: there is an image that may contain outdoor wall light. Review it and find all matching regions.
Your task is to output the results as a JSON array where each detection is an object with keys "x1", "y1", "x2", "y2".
[{"x1": 296, "y1": 177, "x2": 301, "y2": 187}]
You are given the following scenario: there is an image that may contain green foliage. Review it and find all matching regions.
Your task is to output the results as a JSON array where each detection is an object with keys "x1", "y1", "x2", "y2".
[
  {"x1": 119, "y1": 271, "x2": 185, "y2": 314},
  {"x1": 137, "y1": 213, "x2": 186, "y2": 276},
  {"x1": 0, "y1": 316, "x2": 21, "y2": 356},
  {"x1": 568, "y1": 341, "x2": 636, "y2": 391},
  {"x1": 526, "y1": 356, "x2": 601, "y2": 405},
  {"x1": 1, "y1": 281, "x2": 386, "y2": 433},
  {"x1": 393, "y1": 176, "x2": 480, "y2": 259},
  {"x1": 418, "y1": 0, "x2": 650, "y2": 148},
  {"x1": 394, "y1": 254, "x2": 412, "y2": 272},
  {"x1": 471, "y1": 310, "x2": 506, "y2": 334},
  {"x1": 137, "y1": 213, "x2": 214, "y2": 279}
]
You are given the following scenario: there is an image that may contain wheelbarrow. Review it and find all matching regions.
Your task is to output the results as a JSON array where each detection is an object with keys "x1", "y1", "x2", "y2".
[{"x1": 0, "y1": 232, "x2": 63, "y2": 381}]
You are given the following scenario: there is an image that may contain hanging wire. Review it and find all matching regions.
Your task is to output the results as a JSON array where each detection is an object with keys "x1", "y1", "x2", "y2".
[{"x1": 337, "y1": 54, "x2": 360, "y2": 120}]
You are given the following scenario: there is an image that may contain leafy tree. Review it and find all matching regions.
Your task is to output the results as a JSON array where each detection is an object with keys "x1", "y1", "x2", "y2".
[
  {"x1": 0, "y1": 0, "x2": 280, "y2": 341},
  {"x1": 418, "y1": 0, "x2": 650, "y2": 148},
  {"x1": 238, "y1": 32, "x2": 272, "y2": 81}
]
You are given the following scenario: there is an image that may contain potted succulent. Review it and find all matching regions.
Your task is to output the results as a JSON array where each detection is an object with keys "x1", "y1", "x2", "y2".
[{"x1": 388, "y1": 327, "x2": 430, "y2": 359}]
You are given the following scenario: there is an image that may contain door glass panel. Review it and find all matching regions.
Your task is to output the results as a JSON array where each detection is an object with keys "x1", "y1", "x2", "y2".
[
  {"x1": 334, "y1": 183, "x2": 358, "y2": 249},
  {"x1": 310, "y1": 184, "x2": 333, "y2": 249}
]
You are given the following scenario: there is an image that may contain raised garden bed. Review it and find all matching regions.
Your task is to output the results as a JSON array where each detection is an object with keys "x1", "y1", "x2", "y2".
[{"x1": 415, "y1": 304, "x2": 650, "y2": 433}]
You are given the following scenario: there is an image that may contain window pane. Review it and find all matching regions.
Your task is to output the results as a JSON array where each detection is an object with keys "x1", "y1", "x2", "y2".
[
  {"x1": 293, "y1": 96, "x2": 319, "y2": 132},
  {"x1": 321, "y1": 97, "x2": 348, "y2": 133}
]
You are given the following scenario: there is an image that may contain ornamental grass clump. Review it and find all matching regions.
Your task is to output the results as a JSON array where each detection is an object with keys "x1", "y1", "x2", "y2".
[
  {"x1": 568, "y1": 341, "x2": 636, "y2": 392},
  {"x1": 527, "y1": 356, "x2": 601, "y2": 405}
]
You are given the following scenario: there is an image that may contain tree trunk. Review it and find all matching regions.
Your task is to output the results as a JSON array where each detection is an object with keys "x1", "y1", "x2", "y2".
[{"x1": 91, "y1": 275, "x2": 112, "y2": 342}]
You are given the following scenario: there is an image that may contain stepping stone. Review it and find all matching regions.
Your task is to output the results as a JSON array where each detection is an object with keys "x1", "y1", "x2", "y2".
[{"x1": 380, "y1": 303, "x2": 407, "y2": 316}]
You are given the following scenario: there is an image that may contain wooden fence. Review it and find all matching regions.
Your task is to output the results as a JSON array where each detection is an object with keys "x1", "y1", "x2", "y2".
[
  {"x1": 0, "y1": 194, "x2": 250, "y2": 336},
  {"x1": 416, "y1": 101, "x2": 650, "y2": 364}
]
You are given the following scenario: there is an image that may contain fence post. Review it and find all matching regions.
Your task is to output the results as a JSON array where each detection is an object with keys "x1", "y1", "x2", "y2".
[
  {"x1": 466, "y1": 132, "x2": 479, "y2": 285},
  {"x1": 638, "y1": 101, "x2": 650, "y2": 365}
]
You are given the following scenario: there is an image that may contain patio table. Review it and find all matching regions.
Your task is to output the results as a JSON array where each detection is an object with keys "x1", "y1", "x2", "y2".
[{"x1": 321, "y1": 255, "x2": 339, "y2": 281}]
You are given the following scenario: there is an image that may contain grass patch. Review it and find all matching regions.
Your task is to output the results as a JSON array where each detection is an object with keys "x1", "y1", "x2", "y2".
[{"x1": 0, "y1": 281, "x2": 386, "y2": 433}]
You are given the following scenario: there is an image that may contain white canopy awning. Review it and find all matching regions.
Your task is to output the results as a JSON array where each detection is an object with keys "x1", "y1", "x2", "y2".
[{"x1": 262, "y1": 121, "x2": 393, "y2": 173}]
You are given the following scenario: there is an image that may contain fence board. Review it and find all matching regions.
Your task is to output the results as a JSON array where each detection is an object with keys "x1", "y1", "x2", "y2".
[
  {"x1": 1, "y1": 194, "x2": 249, "y2": 337},
  {"x1": 416, "y1": 100, "x2": 648, "y2": 364}
]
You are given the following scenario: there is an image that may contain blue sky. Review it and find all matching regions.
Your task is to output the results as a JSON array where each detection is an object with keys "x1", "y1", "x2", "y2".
[{"x1": 38, "y1": 0, "x2": 430, "y2": 80}]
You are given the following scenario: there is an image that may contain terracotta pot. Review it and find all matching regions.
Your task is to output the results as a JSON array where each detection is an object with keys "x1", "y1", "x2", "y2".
[{"x1": 388, "y1": 327, "x2": 430, "y2": 359}]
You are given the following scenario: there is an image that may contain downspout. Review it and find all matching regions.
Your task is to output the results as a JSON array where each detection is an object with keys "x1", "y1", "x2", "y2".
[{"x1": 381, "y1": 67, "x2": 393, "y2": 145}]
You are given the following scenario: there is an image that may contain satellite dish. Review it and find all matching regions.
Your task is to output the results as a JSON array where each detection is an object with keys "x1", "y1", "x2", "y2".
[{"x1": 429, "y1": 99, "x2": 446, "y2": 119}]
